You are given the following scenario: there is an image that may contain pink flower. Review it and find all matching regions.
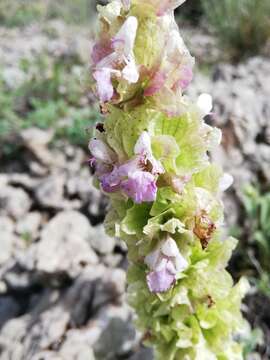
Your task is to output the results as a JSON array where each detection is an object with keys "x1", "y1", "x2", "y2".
[
  {"x1": 121, "y1": 171, "x2": 157, "y2": 203},
  {"x1": 93, "y1": 16, "x2": 139, "y2": 102},
  {"x1": 89, "y1": 131, "x2": 164, "y2": 203},
  {"x1": 91, "y1": 41, "x2": 112, "y2": 65},
  {"x1": 145, "y1": 237, "x2": 188, "y2": 293},
  {"x1": 144, "y1": 28, "x2": 194, "y2": 116},
  {"x1": 147, "y1": 266, "x2": 176, "y2": 293}
]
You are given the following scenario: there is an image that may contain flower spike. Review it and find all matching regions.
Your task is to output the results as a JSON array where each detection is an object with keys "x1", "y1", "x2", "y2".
[{"x1": 89, "y1": 1, "x2": 249, "y2": 359}]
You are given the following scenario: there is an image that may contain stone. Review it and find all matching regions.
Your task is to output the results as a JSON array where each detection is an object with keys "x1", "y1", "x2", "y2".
[
  {"x1": 128, "y1": 347, "x2": 154, "y2": 360},
  {"x1": 35, "y1": 174, "x2": 65, "y2": 209},
  {"x1": 89, "y1": 225, "x2": 116, "y2": 255},
  {"x1": 65, "y1": 269, "x2": 99, "y2": 327},
  {"x1": 3, "y1": 266, "x2": 38, "y2": 293},
  {"x1": 4, "y1": 173, "x2": 40, "y2": 191},
  {"x1": 0, "y1": 265, "x2": 126, "y2": 359},
  {"x1": 102, "y1": 253, "x2": 123, "y2": 268},
  {"x1": 29, "y1": 211, "x2": 98, "y2": 277},
  {"x1": 92, "y1": 304, "x2": 138, "y2": 360},
  {"x1": 0, "y1": 217, "x2": 15, "y2": 264},
  {"x1": 0, "y1": 296, "x2": 20, "y2": 328},
  {"x1": 35, "y1": 174, "x2": 81, "y2": 210},
  {"x1": 28, "y1": 304, "x2": 70, "y2": 350},
  {"x1": 0, "y1": 186, "x2": 32, "y2": 220},
  {"x1": 15, "y1": 212, "x2": 42, "y2": 240},
  {"x1": 92, "y1": 268, "x2": 126, "y2": 311},
  {"x1": 66, "y1": 168, "x2": 94, "y2": 202},
  {"x1": 31, "y1": 351, "x2": 62, "y2": 360},
  {"x1": 20, "y1": 127, "x2": 55, "y2": 167},
  {"x1": 59, "y1": 334, "x2": 95, "y2": 360},
  {"x1": 63, "y1": 146, "x2": 85, "y2": 174},
  {"x1": 0, "y1": 316, "x2": 28, "y2": 360}
]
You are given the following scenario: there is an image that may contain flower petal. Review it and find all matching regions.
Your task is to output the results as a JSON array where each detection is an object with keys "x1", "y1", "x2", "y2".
[
  {"x1": 113, "y1": 16, "x2": 138, "y2": 56},
  {"x1": 89, "y1": 139, "x2": 116, "y2": 164},
  {"x1": 161, "y1": 237, "x2": 179, "y2": 257},
  {"x1": 134, "y1": 131, "x2": 152, "y2": 156},
  {"x1": 122, "y1": 57, "x2": 139, "y2": 83},
  {"x1": 162, "y1": 238, "x2": 188, "y2": 273},
  {"x1": 134, "y1": 132, "x2": 164, "y2": 175},
  {"x1": 121, "y1": 171, "x2": 157, "y2": 203},
  {"x1": 144, "y1": 247, "x2": 161, "y2": 270},
  {"x1": 93, "y1": 69, "x2": 114, "y2": 102},
  {"x1": 178, "y1": 65, "x2": 193, "y2": 90},
  {"x1": 101, "y1": 167, "x2": 122, "y2": 193},
  {"x1": 174, "y1": 252, "x2": 188, "y2": 273},
  {"x1": 91, "y1": 41, "x2": 112, "y2": 65},
  {"x1": 197, "y1": 93, "x2": 213, "y2": 117},
  {"x1": 219, "y1": 173, "x2": 234, "y2": 192},
  {"x1": 146, "y1": 266, "x2": 175, "y2": 293}
]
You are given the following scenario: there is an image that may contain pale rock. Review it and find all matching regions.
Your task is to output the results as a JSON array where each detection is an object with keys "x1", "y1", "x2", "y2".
[
  {"x1": 0, "y1": 217, "x2": 15, "y2": 264},
  {"x1": 0, "y1": 186, "x2": 32, "y2": 220},
  {"x1": 89, "y1": 225, "x2": 116, "y2": 255},
  {"x1": 33, "y1": 211, "x2": 98, "y2": 276},
  {"x1": 16, "y1": 212, "x2": 42, "y2": 240}
]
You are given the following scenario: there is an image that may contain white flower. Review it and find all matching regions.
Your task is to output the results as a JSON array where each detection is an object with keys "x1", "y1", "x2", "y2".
[
  {"x1": 197, "y1": 93, "x2": 213, "y2": 117},
  {"x1": 219, "y1": 173, "x2": 234, "y2": 192}
]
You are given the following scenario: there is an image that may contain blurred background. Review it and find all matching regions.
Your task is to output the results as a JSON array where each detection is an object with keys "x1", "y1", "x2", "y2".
[{"x1": 0, "y1": 0, "x2": 269, "y2": 359}]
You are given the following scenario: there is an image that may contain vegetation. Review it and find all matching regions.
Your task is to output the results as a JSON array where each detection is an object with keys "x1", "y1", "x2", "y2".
[
  {"x1": 0, "y1": 0, "x2": 96, "y2": 27},
  {"x1": 242, "y1": 186, "x2": 270, "y2": 297},
  {"x1": 0, "y1": 50, "x2": 100, "y2": 154},
  {"x1": 0, "y1": 0, "x2": 100, "y2": 155},
  {"x1": 201, "y1": 0, "x2": 270, "y2": 60}
]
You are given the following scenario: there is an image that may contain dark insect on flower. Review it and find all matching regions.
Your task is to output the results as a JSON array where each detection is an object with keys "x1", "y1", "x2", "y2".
[
  {"x1": 193, "y1": 210, "x2": 216, "y2": 249},
  {"x1": 96, "y1": 122, "x2": 105, "y2": 133},
  {"x1": 206, "y1": 295, "x2": 215, "y2": 308}
]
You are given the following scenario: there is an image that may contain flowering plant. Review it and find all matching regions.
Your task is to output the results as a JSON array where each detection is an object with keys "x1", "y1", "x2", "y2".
[{"x1": 89, "y1": 1, "x2": 249, "y2": 358}]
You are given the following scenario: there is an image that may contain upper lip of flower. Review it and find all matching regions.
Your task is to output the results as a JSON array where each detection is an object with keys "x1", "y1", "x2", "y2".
[{"x1": 93, "y1": 16, "x2": 139, "y2": 103}]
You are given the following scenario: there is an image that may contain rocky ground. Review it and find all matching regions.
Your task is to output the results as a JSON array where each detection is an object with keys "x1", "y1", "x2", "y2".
[
  {"x1": 0, "y1": 128, "x2": 152, "y2": 360},
  {"x1": 0, "y1": 20, "x2": 269, "y2": 360}
]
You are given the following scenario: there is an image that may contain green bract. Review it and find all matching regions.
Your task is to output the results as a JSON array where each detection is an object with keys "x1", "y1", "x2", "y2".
[{"x1": 90, "y1": 0, "x2": 249, "y2": 358}]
